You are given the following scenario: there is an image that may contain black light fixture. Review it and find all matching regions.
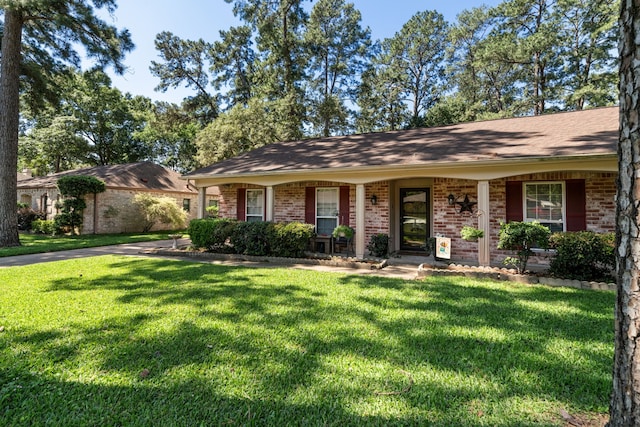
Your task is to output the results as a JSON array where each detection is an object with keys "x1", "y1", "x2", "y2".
[
  {"x1": 370, "y1": 194, "x2": 378, "y2": 205},
  {"x1": 448, "y1": 194, "x2": 456, "y2": 206}
]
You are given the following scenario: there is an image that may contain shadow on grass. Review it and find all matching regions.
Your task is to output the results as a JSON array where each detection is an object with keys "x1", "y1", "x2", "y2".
[{"x1": 1, "y1": 257, "x2": 615, "y2": 426}]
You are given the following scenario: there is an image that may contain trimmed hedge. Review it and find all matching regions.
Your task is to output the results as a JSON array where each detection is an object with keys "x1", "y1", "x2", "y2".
[
  {"x1": 269, "y1": 222, "x2": 315, "y2": 258},
  {"x1": 188, "y1": 219, "x2": 314, "y2": 258},
  {"x1": 188, "y1": 218, "x2": 237, "y2": 252},
  {"x1": 549, "y1": 231, "x2": 615, "y2": 282}
]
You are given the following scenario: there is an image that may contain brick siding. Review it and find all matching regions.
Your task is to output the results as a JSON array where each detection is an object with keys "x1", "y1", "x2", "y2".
[{"x1": 212, "y1": 171, "x2": 616, "y2": 263}]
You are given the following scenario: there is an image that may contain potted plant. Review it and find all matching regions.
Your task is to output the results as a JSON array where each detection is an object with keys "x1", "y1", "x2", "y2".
[
  {"x1": 332, "y1": 224, "x2": 354, "y2": 239},
  {"x1": 460, "y1": 225, "x2": 484, "y2": 242}
]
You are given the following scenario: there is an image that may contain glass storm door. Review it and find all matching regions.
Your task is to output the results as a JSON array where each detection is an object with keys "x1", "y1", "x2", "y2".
[{"x1": 400, "y1": 188, "x2": 430, "y2": 251}]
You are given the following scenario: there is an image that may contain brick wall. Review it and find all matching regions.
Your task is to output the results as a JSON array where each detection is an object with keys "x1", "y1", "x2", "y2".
[
  {"x1": 217, "y1": 181, "x2": 390, "y2": 248},
  {"x1": 211, "y1": 171, "x2": 616, "y2": 263}
]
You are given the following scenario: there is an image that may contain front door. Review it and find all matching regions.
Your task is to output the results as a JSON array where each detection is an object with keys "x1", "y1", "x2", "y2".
[{"x1": 400, "y1": 188, "x2": 430, "y2": 251}]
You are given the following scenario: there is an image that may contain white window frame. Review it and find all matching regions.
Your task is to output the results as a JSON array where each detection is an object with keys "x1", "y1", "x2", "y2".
[
  {"x1": 316, "y1": 187, "x2": 339, "y2": 236},
  {"x1": 246, "y1": 189, "x2": 264, "y2": 222},
  {"x1": 523, "y1": 181, "x2": 566, "y2": 232}
]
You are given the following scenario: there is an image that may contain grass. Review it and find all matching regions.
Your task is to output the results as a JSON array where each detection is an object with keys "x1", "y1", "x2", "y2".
[
  {"x1": 0, "y1": 256, "x2": 614, "y2": 426},
  {"x1": 0, "y1": 232, "x2": 182, "y2": 257}
]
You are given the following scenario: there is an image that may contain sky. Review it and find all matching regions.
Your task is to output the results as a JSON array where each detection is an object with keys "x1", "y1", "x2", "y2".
[{"x1": 102, "y1": 0, "x2": 503, "y2": 104}]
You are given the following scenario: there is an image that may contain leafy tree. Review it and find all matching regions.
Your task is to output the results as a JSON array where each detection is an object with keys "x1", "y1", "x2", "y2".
[
  {"x1": 54, "y1": 175, "x2": 106, "y2": 235},
  {"x1": 553, "y1": 0, "x2": 618, "y2": 110},
  {"x1": 19, "y1": 115, "x2": 89, "y2": 175},
  {"x1": 610, "y1": 2, "x2": 640, "y2": 423},
  {"x1": 304, "y1": 0, "x2": 371, "y2": 136},
  {"x1": 136, "y1": 101, "x2": 200, "y2": 173},
  {"x1": 0, "y1": 0, "x2": 133, "y2": 247},
  {"x1": 448, "y1": 6, "x2": 525, "y2": 119},
  {"x1": 63, "y1": 70, "x2": 151, "y2": 165},
  {"x1": 226, "y1": 0, "x2": 309, "y2": 141},
  {"x1": 387, "y1": 10, "x2": 449, "y2": 127},
  {"x1": 210, "y1": 25, "x2": 257, "y2": 108},
  {"x1": 195, "y1": 98, "x2": 284, "y2": 165},
  {"x1": 355, "y1": 42, "x2": 408, "y2": 133},
  {"x1": 150, "y1": 31, "x2": 218, "y2": 124},
  {"x1": 491, "y1": 0, "x2": 557, "y2": 115},
  {"x1": 132, "y1": 193, "x2": 188, "y2": 232}
]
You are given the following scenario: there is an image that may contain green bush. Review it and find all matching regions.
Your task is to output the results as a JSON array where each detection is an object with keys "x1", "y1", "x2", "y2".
[
  {"x1": 270, "y1": 222, "x2": 315, "y2": 258},
  {"x1": 189, "y1": 219, "x2": 314, "y2": 258},
  {"x1": 55, "y1": 175, "x2": 106, "y2": 235},
  {"x1": 31, "y1": 219, "x2": 56, "y2": 235},
  {"x1": 497, "y1": 221, "x2": 551, "y2": 274},
  {"x1": 17, "y1": 207, "x2": 45, "y2": 231},
  {"x1": 188, "y1": 218, "x2": 237, "y2": 251},
  {"x1": 367, "y1": 233, "x2": 389, "y2": 258},
  {"x1": 548, "y1": 231, "x2": 615, "y2": 282},
  {"x1": 133, "y1": 194, "x2": 188, "y2": 232},
  {"x1": 230, "y1": 221, "x2": 271, "y2": 256}
]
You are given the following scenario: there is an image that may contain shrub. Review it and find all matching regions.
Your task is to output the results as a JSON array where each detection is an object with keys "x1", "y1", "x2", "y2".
[
  {"x1": 460, "y1": 225, "x2": 484, "y2": 241},
  {"x1": 189, "y1": 219, "x2": 314, "y2": 258},
  {"x1": 54, "y1": 198, "x2": 86, "y2": 234},
  {"x1": 367, "y1": 233, "x2": 389, "y2": 258},
  {"x1": 270, "y1": 222, "x2": 315, "y2": 258},
  {"x1": 17, "y1": 206, "x2": 45, "y2": 230},
  {"x1": 497, "y1": 221, "x2": 551, "y2": 274},
  {"x1": 548, "y1": 231, "x2": 615, "y2": 282},
  {"x1": 187, "y1": 218, "x2": 237, "y2": 251},
  {"x1": 31, "y1": 219, "x2": 56, "y2": 235},
  {"x1": 230, "y1": 221, "x2": 271, "y2": 256},
  {"x1": 55, "y1": 175, "x2": 106, "y2": 234},
  {"x1": 133, "y1": 194, "x2": 188, "y2": 232}
]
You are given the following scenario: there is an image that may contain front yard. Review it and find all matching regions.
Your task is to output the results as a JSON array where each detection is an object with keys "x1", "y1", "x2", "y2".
[{"x1": 0, "y1": 256, "x2": 614, "y2": 426}]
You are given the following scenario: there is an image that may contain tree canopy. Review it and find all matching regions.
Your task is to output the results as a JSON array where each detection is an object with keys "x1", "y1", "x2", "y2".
[{"x1": 0, "y1": 0, "x2": 133, "y2": 247}]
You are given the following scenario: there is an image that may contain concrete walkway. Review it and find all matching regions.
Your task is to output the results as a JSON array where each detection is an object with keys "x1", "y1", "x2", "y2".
[{"x1": 0, "y1": 238, "x2": 423, "y2": 280}]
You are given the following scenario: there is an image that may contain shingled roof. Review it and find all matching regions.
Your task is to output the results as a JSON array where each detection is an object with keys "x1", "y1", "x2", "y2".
[
  {"x1": 18, "y1": 162, "x2": 198, "y2": 193},
  {"x1": 186, "y1": 106, "x2": 617, "y2": 179}
]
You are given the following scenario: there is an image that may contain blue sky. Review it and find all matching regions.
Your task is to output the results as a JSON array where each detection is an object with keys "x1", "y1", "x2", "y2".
[{"x1": 103, "y1": 1, "x2": 502, "y2": 104}]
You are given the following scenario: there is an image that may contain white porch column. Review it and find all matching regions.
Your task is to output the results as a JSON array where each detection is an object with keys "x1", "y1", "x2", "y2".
[
  {"x1": 197, "y1": 186, "x2": 207, "y2": 219},
  {"x1": 265, "y1": 186, "x2": 275, "y2": 221},
  {"x1": 477, "y1": 180, "x2": 491, "y2": 266},
  {"x1": 355, "y1": 184, "x2": 366, "y2": 258}
]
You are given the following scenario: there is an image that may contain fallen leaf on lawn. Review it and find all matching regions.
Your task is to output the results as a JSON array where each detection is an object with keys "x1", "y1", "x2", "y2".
[
  {"x1": 140, "y1": 369, "x2": 150, "y2": 379},
  {"x1": 560, "y1": 409, "x2": 582, "y2": 426}
]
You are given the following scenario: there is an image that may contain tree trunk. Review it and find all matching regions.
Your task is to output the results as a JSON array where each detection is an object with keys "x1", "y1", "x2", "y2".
[
  {"x1": 609, "y1": 1, "x2": 640, "y2": 425},
  {"x1": 0, "y1": 9, "x2": 23, "y2": 247}
]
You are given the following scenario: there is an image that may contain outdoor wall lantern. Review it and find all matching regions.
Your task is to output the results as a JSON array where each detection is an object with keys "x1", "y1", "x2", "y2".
[
  {"x1": 448, "y1": 194, "x2": 456, "y2": 206},
  {"x1": 370, "y1": 194, "x2": 378, "y2": 205}
]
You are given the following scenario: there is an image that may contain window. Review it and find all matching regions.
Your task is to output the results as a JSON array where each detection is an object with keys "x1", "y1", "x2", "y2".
[
  {"x1": 316, "y1": 188, "x2": 338, "y2": 235},
  {"x1": 246, "y1": 189, "x2": 264, "y2": 222},
  {"x1": 524, "y1": 182, "x2": 564, "y2": 232},
  {"x1": 182, "y1": 198, "x2": 191, "y2": 212}
]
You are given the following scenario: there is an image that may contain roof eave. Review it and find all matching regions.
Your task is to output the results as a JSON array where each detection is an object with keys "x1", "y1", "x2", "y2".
[{"x1": 183, "y1": 153, "x2": 617, "y2": 186}]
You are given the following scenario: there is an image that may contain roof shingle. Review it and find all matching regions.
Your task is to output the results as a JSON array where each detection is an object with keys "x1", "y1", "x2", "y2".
[{"x1": 186, "y1": 107, "x2": 618, "y2": 178}]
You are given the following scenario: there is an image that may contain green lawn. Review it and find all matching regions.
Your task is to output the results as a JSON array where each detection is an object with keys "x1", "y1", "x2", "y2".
[
  {"x1": 0, "y1": 232, "x2": 180, "y2": 257},
  {"x1": 0, "y1": 256, "x2": 614, "y2": 426}
]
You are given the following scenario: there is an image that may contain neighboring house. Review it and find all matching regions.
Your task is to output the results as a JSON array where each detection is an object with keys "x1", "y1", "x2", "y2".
[
  {"x1": 18, "y1": 162, "x2": 220, "y2": 234},
  {"x1": 183, "y1": 107, "x2": 618, "y2": 267}
]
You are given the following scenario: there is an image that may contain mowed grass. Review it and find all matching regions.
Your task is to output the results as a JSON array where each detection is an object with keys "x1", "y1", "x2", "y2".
[
  {"x1": 0, "y1": 232, "x2": 180, "y2": 257},
  {"x1": 0, "y1": 256, "x2": 614, "y2": 426}
]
